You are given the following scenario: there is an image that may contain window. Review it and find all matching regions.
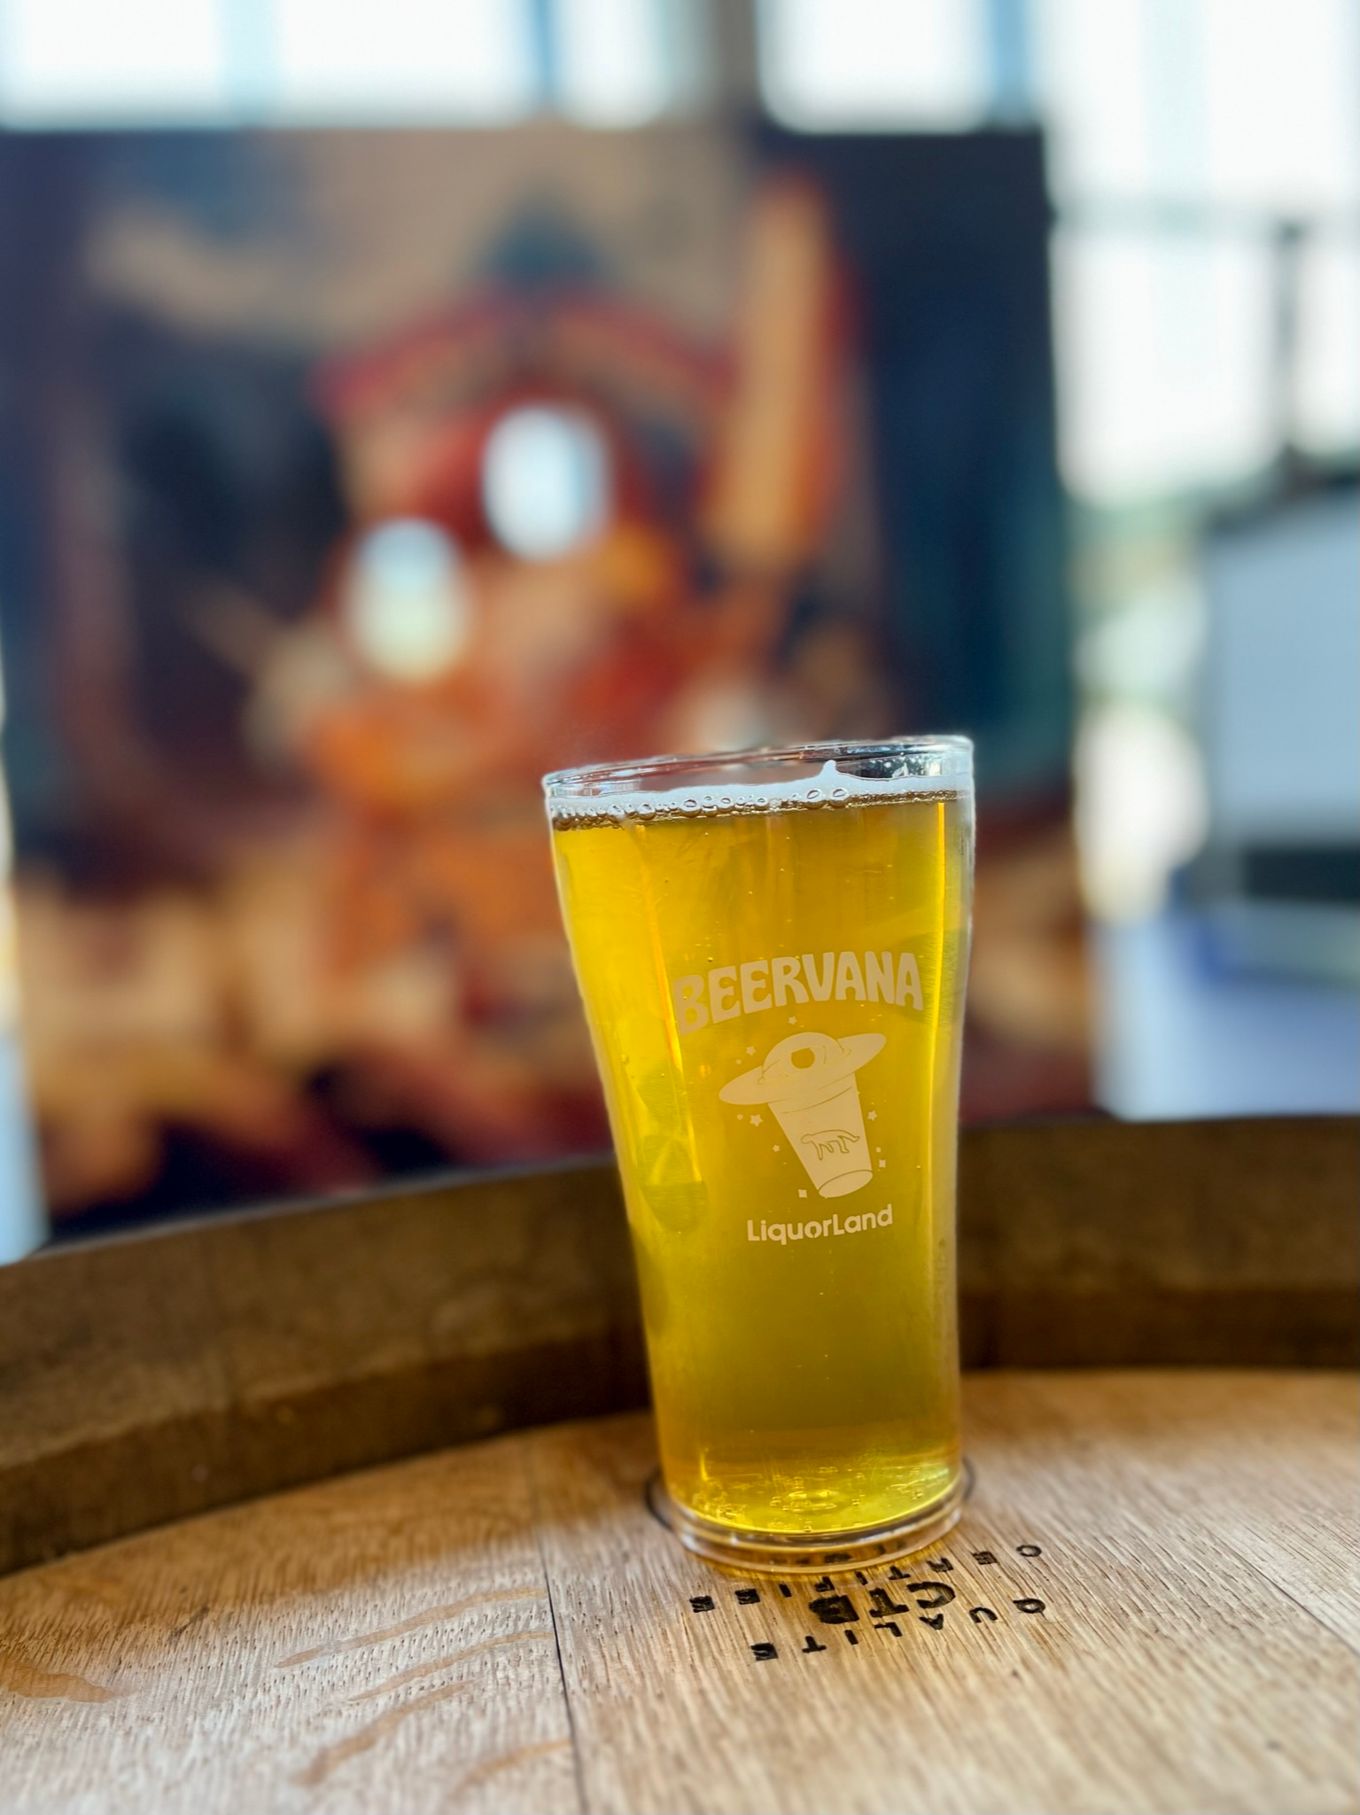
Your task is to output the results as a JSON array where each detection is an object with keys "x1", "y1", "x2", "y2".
[
  {"x1": 1052, "y1": 226, "x2": 1276, "y2": 502},
  {"x1": 1197, "y1": 0, "x2": 1360, "y2": 215},
  {"x1": 1296, "y1": 236, "x2": 1360, "y2": 456},
  {"x1": 552, "y1": 0, "x2": 681, "y2": 124},
  {"x1": 759, "y1": 0, "x2": 990, "y2": 128},
  {"x1": 271, "y1": 0, "x2": 535, "y2": 122},
  {"x1": 1035, "y1": 0, "x2": 1360, "y2": 212},
  {"x1": 0, "y1": 0, "x2": 229, "y2": 122},
  {"x1": 0, "y1": 0, "x2": 690, "y2": 125},
  {"x1": 1033, "y1": 0, "x2": 1360, "y2": 502}
]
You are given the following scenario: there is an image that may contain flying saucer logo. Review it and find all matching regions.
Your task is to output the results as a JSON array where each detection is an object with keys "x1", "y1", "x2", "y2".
[{"x1": 720, "y1": 1030, "x2": 884, "y2": 1198}]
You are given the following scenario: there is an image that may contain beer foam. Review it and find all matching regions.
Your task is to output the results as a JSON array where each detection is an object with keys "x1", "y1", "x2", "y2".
[{"x1": 545, "y1": 757, "x2": 968, "y2": 827}]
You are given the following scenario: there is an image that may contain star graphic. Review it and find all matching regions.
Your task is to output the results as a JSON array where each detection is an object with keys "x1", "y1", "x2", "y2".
[
  {"x1": 748, "y1": 1112, "x2": 763, "y2": 1127},
  {"x1": 878, "y1": 1159, "x2": 887, "y2": 1169},
  {"x1": 745, "y1": 1045, "x2": 756, "y2": 1056},
  {"x1": 797, "y1": 1189, "x2": 807, "y2": 1198},
  {"x1": 867, "y1": 1110, "x2": 878, "y2": 1122},
  {"x1": 787, "y1": 1016, "x2": 798, "y2": 1025},
  {"x1": 772, "y1": 1144, "x2": 781, "y2": 1153}
]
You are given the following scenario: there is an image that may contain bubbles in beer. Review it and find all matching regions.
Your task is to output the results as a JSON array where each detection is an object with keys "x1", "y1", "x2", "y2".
[
  {"x1": 551, "y1": 783, "x2": 959, "y2": 830},
  {"x1": 548, "y1": 755, "x2": 969, "y2": 829}
]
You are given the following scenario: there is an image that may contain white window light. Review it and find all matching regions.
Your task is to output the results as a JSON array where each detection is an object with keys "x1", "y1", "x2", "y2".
[
  {"x1": 1198, "y1": 0, "x2": 1360, "y2": 216},
  {"x1": 1032, "y1": 0, "x2": 1152, "y2": 201},
  {"x1": 758, "y1": 0, "x2": 990, "y2": 129},
  {"x1": 552, "y1": 0, "x2": 675, "y2": 124},
  {"x1": 1036, "y1": 0, "x2": 1360, "y2": 213},
  {"x1": 1051, "y1": 224, "x2": 1276, "y2": 502},
  {"x1": 271, "y1": 0, "x2": 537, "y2": 122},
  {"x1": 0, "y1": 0, "x2": 228, "y2": 123},
  {"x1": 1295, "y1": 235, "x2": 1360, "y2": 457}
]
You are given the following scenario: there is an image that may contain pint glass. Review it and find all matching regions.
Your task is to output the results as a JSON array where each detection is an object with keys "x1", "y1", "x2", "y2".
[{"x1": 545, "y1": 739, "x2": 973, "y2": 1570}]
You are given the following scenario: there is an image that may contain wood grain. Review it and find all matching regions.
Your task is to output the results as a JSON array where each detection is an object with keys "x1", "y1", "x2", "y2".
[
  {"x1": 2, "y1": 1117, "x2": 1355, "y2": 1574},
  {"x1": 2, "y1": 1372, "x2": 1356, "y2": 1815},
  {"x1": 0, "y1": 1429, "x2": 580, "y2": 1815}
]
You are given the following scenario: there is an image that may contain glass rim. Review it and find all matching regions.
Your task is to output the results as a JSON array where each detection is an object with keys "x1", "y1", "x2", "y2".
[{"x1": 542, "y1": 734, "x2": 973, "y2": 799}]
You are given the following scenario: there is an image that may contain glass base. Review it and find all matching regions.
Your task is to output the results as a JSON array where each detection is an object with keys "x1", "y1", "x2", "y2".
[{"x1": 646, "y1": 1465, "x2": 969, "y2": 1575}]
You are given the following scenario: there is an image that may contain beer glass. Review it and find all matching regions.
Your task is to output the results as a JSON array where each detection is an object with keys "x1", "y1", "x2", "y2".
[{"x1": 544, "y1": 739, "x2": 973, "y2": 1570}]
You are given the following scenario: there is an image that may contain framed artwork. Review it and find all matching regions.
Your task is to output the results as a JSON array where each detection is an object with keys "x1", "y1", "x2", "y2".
[{"x1": 0, "y1": 121, "x2": 1085, "y2": 1231}]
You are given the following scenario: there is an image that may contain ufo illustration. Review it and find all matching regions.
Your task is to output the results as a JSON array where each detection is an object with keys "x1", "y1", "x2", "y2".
[{"x1": 721, "y1": 1030, "x2": 885, "y2": 1198}]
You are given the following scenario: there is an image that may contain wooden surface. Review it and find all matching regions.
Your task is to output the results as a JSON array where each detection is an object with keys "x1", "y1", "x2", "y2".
[
  {"x1": 2, "y1": 1370, "x2": 1357, "y2": 1815},
  {"x1": 2, "y1": 1117, "x2": 1356, "y2": 1575}
]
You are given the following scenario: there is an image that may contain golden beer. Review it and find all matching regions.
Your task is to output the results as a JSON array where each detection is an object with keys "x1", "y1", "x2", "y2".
[{"x1": 546, "y1": 741, "x2": 973, "y2": 1568}]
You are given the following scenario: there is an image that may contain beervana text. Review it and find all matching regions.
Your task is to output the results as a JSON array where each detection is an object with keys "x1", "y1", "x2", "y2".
[{"x1": 673, "y1": 951, "x2": 923, "y2": 1034}]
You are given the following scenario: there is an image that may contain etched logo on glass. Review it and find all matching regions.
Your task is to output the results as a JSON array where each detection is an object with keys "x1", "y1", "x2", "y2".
[{"x1": 720, "y1": 1030, "x2": 884, "y2": 1198}]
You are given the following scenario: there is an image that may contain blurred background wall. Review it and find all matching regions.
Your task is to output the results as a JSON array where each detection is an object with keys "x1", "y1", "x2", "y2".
[{"x1": 0, "y1": 0, "x2": 1355, "y2": 1252}]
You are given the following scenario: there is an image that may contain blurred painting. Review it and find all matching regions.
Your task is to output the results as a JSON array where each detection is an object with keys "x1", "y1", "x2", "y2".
[{"x1": 0, "y1": 122, "x2": 1088, "y2": 1232}]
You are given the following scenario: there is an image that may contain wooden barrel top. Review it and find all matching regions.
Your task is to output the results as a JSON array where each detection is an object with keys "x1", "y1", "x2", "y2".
[{"x1": 3, "y1": 1369, "x2": 1356, "y2": 1815}]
